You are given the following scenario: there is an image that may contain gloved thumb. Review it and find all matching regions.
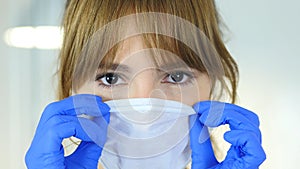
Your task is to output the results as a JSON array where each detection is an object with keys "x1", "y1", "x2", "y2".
[
  {"x1": 65, "y1": 141, "x2": 102, "y2": 168},
  {"x1": 189, "y1": 114, "x2": 218, "y2": 169}
]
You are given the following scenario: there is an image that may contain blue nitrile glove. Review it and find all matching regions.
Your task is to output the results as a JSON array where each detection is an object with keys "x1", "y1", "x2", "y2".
[
  {"x1": 25, "y1": 94, "x2": 110, "y2": 169},
  {"x1": 190, "y1": 101, "x2": 266, "y2": 169}
]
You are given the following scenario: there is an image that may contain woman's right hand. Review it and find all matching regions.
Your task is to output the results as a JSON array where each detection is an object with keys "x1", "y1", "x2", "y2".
[{"x1": 25, "y1": 94, "x2": 110, "y2": 169}]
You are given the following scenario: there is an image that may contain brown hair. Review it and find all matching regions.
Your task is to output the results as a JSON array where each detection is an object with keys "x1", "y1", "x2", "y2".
[{"x1": 57, "y1": 0, "x2": 238, "y2": 103}]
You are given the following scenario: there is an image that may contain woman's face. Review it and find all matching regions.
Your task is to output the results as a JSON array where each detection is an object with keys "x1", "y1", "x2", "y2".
[{"x1": 77, "y1": 36, "x2": 211, "y2": 106}]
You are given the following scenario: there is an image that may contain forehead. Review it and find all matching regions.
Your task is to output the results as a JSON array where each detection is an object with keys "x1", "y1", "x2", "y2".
[
  {"x1": 110, "y1": 36, "x2": 191, "y2": 72},
  {"x1": 114, "y1": 36, "x2": 146, "y2": 63}
]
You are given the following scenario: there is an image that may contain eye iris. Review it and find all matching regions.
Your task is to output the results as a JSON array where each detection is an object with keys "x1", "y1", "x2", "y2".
[
  {"x1": 106, "y1": 73, "x2": 118, "y2": 84},
  {"x1": 171, "y1": 72, "x2": 183, "y2": 82}
]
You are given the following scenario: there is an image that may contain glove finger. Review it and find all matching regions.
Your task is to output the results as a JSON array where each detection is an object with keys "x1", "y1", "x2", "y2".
[
  {"x1": 65, "y1": 142, "x2": 102, "y2": 168},
  {"x1": 194, "y1": 101, "x2": 261, "y2": 141},
  {"x1": 223, "y1": 130, "x2": 266, "y2": 168},
  {"x1": 195, "y1": 101, "x2": 260, "y2": 127},
  {"x1": 25, "y1": 145, "x2": 65, "y2": 169},
  {"x1": 202, "y1": 110, "x2": 261, "y2": 141},
  {"x1": 39, "y1": 94, "x2": 110, "y2": 125},
  {"x1": 26, "y1": 120, "x2": 75, "y2": 168},
  {"x1": 189, "y1": 114, "x2": 218, "y2": 169},
  {"x1": 33, "y1": 115, "x2": 107, "y2": 153}
]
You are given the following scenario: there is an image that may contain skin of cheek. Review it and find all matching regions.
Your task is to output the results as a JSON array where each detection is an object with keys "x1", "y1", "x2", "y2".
[
  {"x1": 74, "y1": 80, "x2": 102, "y2": 95},
  {"x1": 75, "y1": 80, "x2": 126, "y2": 101},
  {"x1": 193, "y1": 73, "x2": 211, "y2": 103},
  {"x1": 167, "y1": 73, "x2": 211, "y2": 106}
]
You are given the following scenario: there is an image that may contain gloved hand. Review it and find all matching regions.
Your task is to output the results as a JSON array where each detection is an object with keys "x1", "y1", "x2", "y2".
[
  {"x1": 190, "y1": 101, "x2": 266, "y2": 169},
  {"x1": 25, "y1": 94, "x2": 110, "y2": 169}
]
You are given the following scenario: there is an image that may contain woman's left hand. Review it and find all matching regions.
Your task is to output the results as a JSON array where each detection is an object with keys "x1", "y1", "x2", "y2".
[{"x1": 189, "y1": 101, "x2": 266, "y2": 169}]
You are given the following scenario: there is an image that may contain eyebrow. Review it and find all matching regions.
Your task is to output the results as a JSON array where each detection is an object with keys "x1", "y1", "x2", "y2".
[{"x1": 98, "y1": 63, "x2": 131, "y2": 73}]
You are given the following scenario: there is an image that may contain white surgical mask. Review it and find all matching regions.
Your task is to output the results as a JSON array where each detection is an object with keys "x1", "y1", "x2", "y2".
[{"x1": 100, "y1": 98, "x2": 196, "y2": 169}]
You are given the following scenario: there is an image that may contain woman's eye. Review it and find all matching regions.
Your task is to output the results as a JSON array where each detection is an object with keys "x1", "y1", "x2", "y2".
[
  {"x1": 162, "y1": 71, "x2": 192, "y2": 84},
  {"x1": 96, "y1": 73, "x2": 126, "y2": 86}
]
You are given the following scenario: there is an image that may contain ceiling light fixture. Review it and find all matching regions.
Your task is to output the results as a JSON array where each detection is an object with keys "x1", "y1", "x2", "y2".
[{"x1": 4, "y1": 26, "x2": 63, "y2": 50}]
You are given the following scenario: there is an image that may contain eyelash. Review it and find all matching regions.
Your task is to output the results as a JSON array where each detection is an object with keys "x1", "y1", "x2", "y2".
[
  {"x1": 161, "y1": 71, "x2": 195, "y2": 86},
  {"x1": 95, "y1": 72, "x2": 127, "y2": 89},
  {"x1": 95, "y1": 71, "x2": 196, "y2": 89}
]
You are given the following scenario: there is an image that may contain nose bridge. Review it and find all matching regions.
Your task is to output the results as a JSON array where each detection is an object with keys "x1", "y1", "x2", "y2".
[{"x1": 128, "y1": 70, "x2": 158, "y2": 98}]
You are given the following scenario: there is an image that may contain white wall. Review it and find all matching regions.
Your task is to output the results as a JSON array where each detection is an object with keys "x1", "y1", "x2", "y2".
[
  {"x1": 0, "y1": 0, "x2": 63, "y2": 168},
  {"x1": 0, "y1": 0, "x2": 299, "y2": 168},
  {"x1": 216, "y1": 0, "x2": 300, "y2": 168}
]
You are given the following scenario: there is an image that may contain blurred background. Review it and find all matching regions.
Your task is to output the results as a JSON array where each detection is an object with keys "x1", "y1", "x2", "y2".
[{"x1": 0, "y1": 0, "x2": 299, "y2": 168}]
